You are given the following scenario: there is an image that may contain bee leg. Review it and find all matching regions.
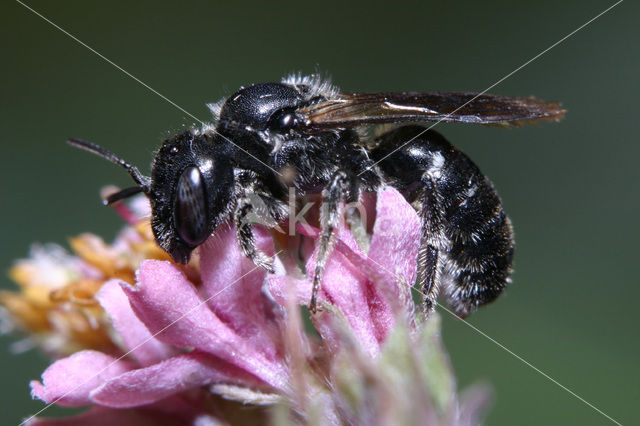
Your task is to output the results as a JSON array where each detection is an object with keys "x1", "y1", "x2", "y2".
[
  {"x1": 416, "y1": 173, "x2": 447, "y2": 316},
  {"x1": 234, "y1": 197, "x2": 275, "y2": 273},
  {"x1": 310, "y1": 170, "x2": 355, "y2": 313}
]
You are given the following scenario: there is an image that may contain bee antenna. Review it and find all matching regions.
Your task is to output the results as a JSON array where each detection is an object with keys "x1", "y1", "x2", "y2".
[
  {"x1": 103, "y1": 186, "x2": 145, "y2": 205},
  {"x1": 67, "y1": 138, "x2": 151, "y2": 191}
]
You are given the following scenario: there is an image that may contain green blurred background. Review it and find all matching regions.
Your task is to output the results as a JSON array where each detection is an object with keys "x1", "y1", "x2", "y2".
[{"x1": 1, "y1": 0, "x2": 638, "y2": 424}]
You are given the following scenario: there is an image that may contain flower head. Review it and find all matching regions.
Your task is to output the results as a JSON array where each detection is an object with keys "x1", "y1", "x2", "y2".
[
  {"x1": 3, "y1": 187, "x2": 490, "y2": 425},
  {"x1": 0, "y1": 195, "x2": 168, "y2": 357}
]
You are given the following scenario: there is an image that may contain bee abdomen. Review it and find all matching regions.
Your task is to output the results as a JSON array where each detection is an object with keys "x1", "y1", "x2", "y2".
[
  {"x1": 444, "y1": 210, "x2": 514, "y2": 316},
  {"x1": 439, "y1": 155, "x2": 514, "y2": 316},
  {"x1": 371, "y1": 125, "x2": 514, "y2": 316}
]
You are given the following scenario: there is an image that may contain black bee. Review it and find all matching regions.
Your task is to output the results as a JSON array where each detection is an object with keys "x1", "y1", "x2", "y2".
[{"x1": 69, "y1": 74, "x2": 564, "y2": 317}]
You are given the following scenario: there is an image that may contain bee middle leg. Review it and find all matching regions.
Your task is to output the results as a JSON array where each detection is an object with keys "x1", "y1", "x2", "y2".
[{"x1": 310, "y1": 170, "x2": 358, "y2": 313}]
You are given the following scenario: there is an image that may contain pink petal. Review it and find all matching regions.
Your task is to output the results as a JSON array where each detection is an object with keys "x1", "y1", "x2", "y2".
[
  {"x1": 369, "y1": 187, "x2": 421, "y2": 286},
  {"x1": 25, "y1": 398, "x2": 218, "y2": 426},
  {"x1": 90, "y1": 351, "x2": 264, "y2": 408},
  {"x1": 30, "y1": 350, "x2": 134, "y2": 407},
  {"x1": 199, "y1": 224, "x2": 282, "y2": 361},
  {"x1": 302, "y1": 218, "x2": 382, "y2": 357},
  {"x1": 124, "y1": 261, "x2": 288, "y2": 390},
  {"x1": 96, "y1": 279, "x2": 177, "y2": 366},
  {"x1": 353, "y1": 186, "x2": 421, "y2": 340},
  {"x1": 277, "y1": 190, "x2": 419, "y2": 352},
  {"x1": 331, "y1": 188, "x2": 420, "y2": 341},
  {"x1": 266, "y1": 276, "x2": 311, "y2": 307},
  {"x1": 276, "y1": 214, "x2": 384, "y2": 355},
  {"x1": 294, "y1": 221, "x2": 320, "y2": 238}
]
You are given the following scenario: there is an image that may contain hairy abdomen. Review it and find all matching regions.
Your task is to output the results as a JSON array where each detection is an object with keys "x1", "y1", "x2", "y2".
[{"x1": 372, "y1": 126, "x2": 514, "y2": 316}]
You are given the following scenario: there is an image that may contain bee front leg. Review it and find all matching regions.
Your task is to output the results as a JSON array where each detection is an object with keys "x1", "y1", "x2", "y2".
[
  {"x1": 416, "y1": 173, "x2": 447, "y2": 316},
  {"x1": 310, "y1": 170, "x2": 356, "y2": 313},
  {"x1": 234, "y1": 197, "x2": 275, "y2": 273}
]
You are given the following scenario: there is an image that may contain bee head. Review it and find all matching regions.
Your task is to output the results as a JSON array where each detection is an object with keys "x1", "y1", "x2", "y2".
[
  {"x1": 68, "y1": 131, "x2": 234, "y2": 265},
  {"x1": 149, "y1": 131, "x2": 234, "y2": 263}
]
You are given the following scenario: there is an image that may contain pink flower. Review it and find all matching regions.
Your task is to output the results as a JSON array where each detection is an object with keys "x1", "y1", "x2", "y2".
[{"x1": 23, "y1": 187, "x2": 489, "y2": 425}]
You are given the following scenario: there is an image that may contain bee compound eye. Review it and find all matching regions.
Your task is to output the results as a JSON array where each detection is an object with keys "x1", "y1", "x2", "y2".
[
  {"x1": 270, "y1": 109, "x2": 299, "y2": 133},
  {"x1": 174, "y1": 166, "x2": 209, "y2": 247}
]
